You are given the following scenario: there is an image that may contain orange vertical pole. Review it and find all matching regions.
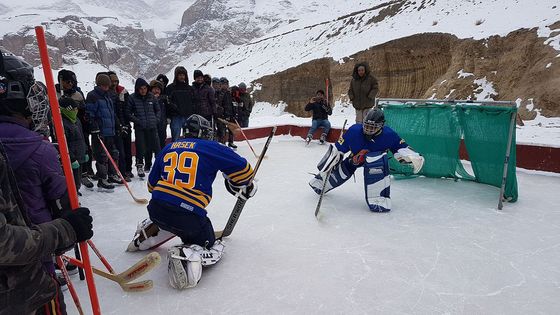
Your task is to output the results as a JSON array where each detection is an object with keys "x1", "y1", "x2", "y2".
[{"x1": 34, "y1": 26, "x2": 102, "y2": 315}]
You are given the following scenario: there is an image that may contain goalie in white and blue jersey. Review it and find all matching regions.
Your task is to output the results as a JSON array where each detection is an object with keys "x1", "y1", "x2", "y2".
[
  {"x1": 127, "y1": 114, "x2": 257, "y2": 289},
  {"x1": 309, "y1": 108, "x2": 424, "y2": 212}
]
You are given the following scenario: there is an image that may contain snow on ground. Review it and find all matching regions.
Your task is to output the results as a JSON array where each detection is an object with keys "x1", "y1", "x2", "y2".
[
  {"x1": 249, "y1": 102, "x2": 560, "y2": 148},
  {"x1": 68, "y1": 136, "x2": 560, "y2": 314}
]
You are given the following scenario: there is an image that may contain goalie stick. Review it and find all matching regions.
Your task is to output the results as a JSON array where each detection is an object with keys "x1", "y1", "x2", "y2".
[
  {"x1": 218, "y1": 126, "x2": 277, "y2": 238},
  {"x1": 64, "y1": 252, "x2": 161, "y2": 292},
  {"x1": 315, "y1": 119, "x2": 347, "y2": 218}
]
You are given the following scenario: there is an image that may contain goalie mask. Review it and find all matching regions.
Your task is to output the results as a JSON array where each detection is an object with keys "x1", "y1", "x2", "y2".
[
  {"x1": 0, "y1": 49, "x2": 50, "y2": 134},
  {"x1": 362, "y1": 108, "x2": 385, "y2": 140},
  {"x1": 183, "y1": 114, "x2": 213, "y2": 140}
]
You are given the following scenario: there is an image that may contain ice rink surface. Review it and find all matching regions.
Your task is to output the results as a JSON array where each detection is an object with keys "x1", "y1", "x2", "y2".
[{"x1": 70, "y1": 136, "x2": 560, "y2": 314}]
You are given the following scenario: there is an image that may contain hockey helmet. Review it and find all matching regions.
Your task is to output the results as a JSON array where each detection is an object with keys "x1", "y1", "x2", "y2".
[
  {"x1": 363, "y1": 108, "x2": 385, "y2": 139},
  {"x1": 183, "y1": 114, "x2": 213, "y2": 140}
]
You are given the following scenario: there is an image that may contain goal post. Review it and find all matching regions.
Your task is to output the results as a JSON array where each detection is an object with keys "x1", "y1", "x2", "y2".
[{"x1": 374, "y1": 98, "x2": 518, "y2": 209}]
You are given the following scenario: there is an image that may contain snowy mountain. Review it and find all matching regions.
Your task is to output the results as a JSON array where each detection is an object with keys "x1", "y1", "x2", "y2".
[{"x1": 1, "y1": 0, "x2": 559, "y2": 115}]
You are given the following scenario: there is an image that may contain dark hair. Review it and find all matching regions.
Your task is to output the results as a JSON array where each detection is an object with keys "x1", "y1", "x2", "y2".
[{"x1": 316, "y1": 90, "x2": 325, "y2": 96}]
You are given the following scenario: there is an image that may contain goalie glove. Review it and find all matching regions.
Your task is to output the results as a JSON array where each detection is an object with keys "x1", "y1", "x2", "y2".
[
  {"x1": 393, "y1": 147, "x2": 425, "y2": 174},
  {"x1": 224, "y1": 179, "x2": 258, "y2": 200}
]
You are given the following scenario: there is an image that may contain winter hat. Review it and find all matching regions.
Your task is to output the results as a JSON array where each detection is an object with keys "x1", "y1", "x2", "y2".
[
  {"x1": 134, "y1": 78, "x2": 149, "y2": 93},
  {"x1": 58, "y1": 69, "x2": 76, "y2": 84},
  {"x1": 211, "y1": 77, "x2": 220, "y2": 83},
  {"x1": 239, "y1": 82, "x2": 247, "y2": 89},
  {"x1": 149, "y1": 79, "x2": 164, "y2": 91},
  {"x1": 220, "y1": 77, "x2": 228, "y2": 84},
  {"x1": 95, "y1": 73, "x2": 111, "y2": 87},
  {"x1": 193, "y1": 70, "x2": 203, "y2": 79},
  {"x1": 156, "y1": 74, "x2": 169, "y2": 86},
  {"x1": 174, "y1": 66, "x2": 188, "y2": 80}
]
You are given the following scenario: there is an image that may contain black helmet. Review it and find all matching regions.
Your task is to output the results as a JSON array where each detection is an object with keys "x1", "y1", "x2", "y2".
[
  {"x1": 183, "y1": 114, "x2": 213, "y2": 140},
  {"x1": 363, "y1": 108, "x2": 385, "y2": 139},
  {"x1": 0, "y1": 50, "x2": 35, "y2": 105}
]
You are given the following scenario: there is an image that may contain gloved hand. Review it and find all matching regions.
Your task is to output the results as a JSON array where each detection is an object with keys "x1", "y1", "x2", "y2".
[
  {"x1": 84, "y1": 154, "x2": 90, "y2": 162},
  {"x1": 351, "y1": 149, "x2": 369, "y2": 166},
  {"x1": 91, "y1": 128, "x2": 102, "y2": 140},
  {"x1": 224, "y1": 179, "x2": 258, "y2": 200},
  {"x1": 71, "y1": 160, "x2": 80, "y2": 169},
  {"x1": 60, "y1": 207, "x2": 94, "y2": 242}
]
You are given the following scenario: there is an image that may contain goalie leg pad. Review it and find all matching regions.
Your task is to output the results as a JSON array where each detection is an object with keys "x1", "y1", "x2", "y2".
[
  {"x1": 316, "y1": 144, "x2": 343, "y2": 172},
  {"x1": 167, "y1": 245, "x2": 203, "y2": 289},
  {"x1": 364, "y1": 151, "x2": 391, "y2": 212},
  {"x1": 127, "y1": 217, "x2": 175, "y2": 252},
  {"x1": 309, "y1": 158, "x2": 356, "y2": 194},
  {"x1": 189, "y1": 239, "x2": 225, "y2": 266}
]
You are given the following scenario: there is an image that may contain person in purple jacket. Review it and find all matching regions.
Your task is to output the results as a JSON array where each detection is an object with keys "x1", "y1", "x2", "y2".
[{"x1": 1, "y1": 48, "x2": 94, "y2": 315}]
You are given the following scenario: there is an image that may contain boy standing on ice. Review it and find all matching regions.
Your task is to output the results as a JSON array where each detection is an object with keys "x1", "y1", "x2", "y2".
[
  {"x1": 127, "y1": 114, "x2": 257, "y2": 289},
  {"x1": 309, "y1": 109, "x2": 424, "y2": 212}
]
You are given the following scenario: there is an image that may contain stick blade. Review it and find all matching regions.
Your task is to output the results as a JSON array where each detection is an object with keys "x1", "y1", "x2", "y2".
[
  {"x1": 120, "y1": 252, "x2": 161, "y2": 283},
  {"x1": 121, "y1": 280, "x2": 154, "y2": 292}
]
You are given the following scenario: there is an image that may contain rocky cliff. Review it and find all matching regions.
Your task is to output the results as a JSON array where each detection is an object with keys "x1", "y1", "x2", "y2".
[{"x1": 252, "y1": 26, "x2": 560, "y2": 119}]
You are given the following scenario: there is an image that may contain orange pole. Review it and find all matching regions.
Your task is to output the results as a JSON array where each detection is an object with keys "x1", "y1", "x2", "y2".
[{"x1": 34, "y1": 26, "x2": 102, "y2": 315}]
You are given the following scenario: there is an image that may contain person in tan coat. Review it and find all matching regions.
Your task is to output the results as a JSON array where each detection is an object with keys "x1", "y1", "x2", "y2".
[{"x1": 348, "y1": 62, "x2": 379, "y2": 123}]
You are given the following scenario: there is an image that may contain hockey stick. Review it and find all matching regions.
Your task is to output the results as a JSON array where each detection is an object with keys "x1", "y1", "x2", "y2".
[
  {"x1": 315, "y1": 119, "x2": 347, "y2": 218},
  {"x1": 57, "y1": 256, "x2": 85, "y2": 315},
  {"x1": 97, "y1": 135, "x2": 149, "y2": 204},
  {"x1": 219, "y1": 126, "x2": 277, "y2": 238},
  {"x1": 64, "y1": 252, "x2": 160, "y2": 291},
  {"x1": 234, "y1": 119, "x2": 264, "y2": 159},
  {"x1": 217, "y1": 118, "x2": 241, "y2": 137}
]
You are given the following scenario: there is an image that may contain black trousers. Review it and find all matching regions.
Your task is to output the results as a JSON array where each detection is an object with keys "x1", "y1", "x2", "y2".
[
  {"x1": 134, "y1": 128, "x2": 160, "y2": 167},
  {"x1": 91, "y1": 135, "x2": 118, "y2": 179},
  {"x1": 121, "y1": 130, "x2": 133, "y2": 173}
]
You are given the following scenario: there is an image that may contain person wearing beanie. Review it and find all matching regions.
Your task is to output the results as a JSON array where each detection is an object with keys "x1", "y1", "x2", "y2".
[
  {"x1": 107, "y1": 71, "x2": 133, "y2": 182},
  {"x1": 127, "y1": 78, "x2": 161, "y2": 177},
  {"x1": 237, "y1": 82, "x2": 253, "y2": 128},
  {"x1": 156, "y1": 74, "x2": 169, "y2": 90},
  {"x1": 150, "y1": 79, "x2": 168, "y2": 152},
  {"x1": 85, "y1": 72, "x2": 119, "y2": 191},
  {"x1": 165, "y1": 66, "x2": 195, "y2": 141},
  {"x1": 220, "y1": 77, "x2": 237, "y2": 149},
  {"x1": 212, "y1": 77, "x2": 227, "y2": 144},
  {"x1": 55, "y1": 69, "x2": 95, "y2": 189},
  {"x1": 192, "y1": 69, "x2": 216, "y2": 128}
]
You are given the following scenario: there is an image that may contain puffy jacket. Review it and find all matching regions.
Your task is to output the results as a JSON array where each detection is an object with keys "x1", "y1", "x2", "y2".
[
  {"x1": 193, "y1": 82, "x2": 216, "y2": 118},
  {"x1": 221, "y1": 88, "x2": 236, "y2": 119},
  {"x1": 348, "y1": 62, "x2": 379, "y2": 110},
  {"x1": 127, "y1": 78, "x2": 161, "y2": 130},
  {"x1": 215, "y1": 89, "x2": 225, "y2": 118},
  {"x1": 0, "y1": 116, "x2": 67, "y2": 225},
  {"x1": 86, "y1": 86, "x2": 116, "y2": 136},
  {"x1": 166, "y1": 67, "x2": 196, "y2": 118},
  {"x1": 305, "y1": 99, "x2": 332, "y2": 120},
  {"x1": 109, "y1": 85, "x2": 130, "y2": 128},
  {"x1": 0, "y1": 144, "x2": 76, "y2": 315}
]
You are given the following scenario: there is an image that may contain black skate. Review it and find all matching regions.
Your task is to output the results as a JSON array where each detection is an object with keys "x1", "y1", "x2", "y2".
[
  {"x1": 137, "y1": 164, "x2": 145, "y2": 179},
  {"x1": 97, "y1": 179, "x2": 115, "y2": 192},
  {"x1": 228, "y1": 142, "x2": 237, "y2": 150},
  {"x1": 81, "y1": 176, "x2": 94, "y2": 190},
  {"x1": 108, "y1": 174, "x2": 124, "y2": 185}
]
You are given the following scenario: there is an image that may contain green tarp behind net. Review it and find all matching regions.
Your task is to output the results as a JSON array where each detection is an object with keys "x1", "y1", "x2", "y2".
[{"x1": 382, "y1": 103, "x2": 518, "y2": 202}]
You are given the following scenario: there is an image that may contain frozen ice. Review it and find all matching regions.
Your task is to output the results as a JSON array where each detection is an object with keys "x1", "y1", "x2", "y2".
[{"x1": 68, "y1": 136, "x2": 560, "y2": 314}]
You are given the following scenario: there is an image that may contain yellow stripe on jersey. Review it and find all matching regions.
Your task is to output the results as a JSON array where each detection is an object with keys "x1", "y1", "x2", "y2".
[
  {"x1": 227, "y1": 163, "x2": 250, "y2": 178},
  {"x1": 157, "y1": 180, "x2": 211, "y2": 206},
  {"x1": 147, "y1": 182, "x2": 154, "y2": 193},
  {"x1": 229, "y1": 163, "x2": 254, "y2": 183},
  {"x1": 153, "y1": 187, "x2": 207, "y2": 209}
]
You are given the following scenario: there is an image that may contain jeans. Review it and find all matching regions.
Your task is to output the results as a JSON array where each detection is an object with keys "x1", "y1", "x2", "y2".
[
  {"x1": 307, "y1": 119, "x2": 331, "y2": 137},
  {"x1": 170, "y1": 116, "x2": 186, "y2": 141}
]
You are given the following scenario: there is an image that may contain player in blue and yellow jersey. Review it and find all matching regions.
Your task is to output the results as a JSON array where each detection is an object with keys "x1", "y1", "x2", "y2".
[
  {"x1": 309, "y1": 109, "x2": 424, "y2": 212},
  {"x1": 127, "y1": 115, "x2": 257, "y2": 289}
]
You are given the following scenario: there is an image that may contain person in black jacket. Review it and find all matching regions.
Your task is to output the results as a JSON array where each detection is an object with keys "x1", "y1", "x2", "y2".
[
  {"x1": 220, "y1": 77, "x2": 237, "y2": 149},
  {"x1": 305, "y1": 90, "x2": 332, "y2": 144},
  {"x1": 150, "y1": 79, "x2": 168, "y2": 151},
  {"x1": 59, "y1": 97, "x2": 87, "y2": 194},
  {"x1": 127, "y1": 78, "x2": 161, "y2": 177},
  {"x1": 166, "y1": 67, "x2": 195, "y2": 141}
]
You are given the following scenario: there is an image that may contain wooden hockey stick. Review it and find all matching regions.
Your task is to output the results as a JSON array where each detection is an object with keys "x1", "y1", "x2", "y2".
[
  {"x1": 234, "y1": 119, "x2": 264, "y2": 159},
  {"x1": 217, "y1": 118, "x2": 241, "y2": 137},
  {"x1": 315, "y1": 119, "x2": 347, "y2": 218},
  {"x1": 97, "y1": 135, "x2": 149, "y2": 204},
  {"x1": 63, "y1": 252, "x2": 160, "y2": 292},
  {"x1": 57, "y1": 256, "x2": 85, "y2": 315}
]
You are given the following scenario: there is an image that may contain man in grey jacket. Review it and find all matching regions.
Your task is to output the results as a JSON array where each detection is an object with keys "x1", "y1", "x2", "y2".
[{"x1": 348, "y1": 62, "x2": 379, "y2": 123}]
